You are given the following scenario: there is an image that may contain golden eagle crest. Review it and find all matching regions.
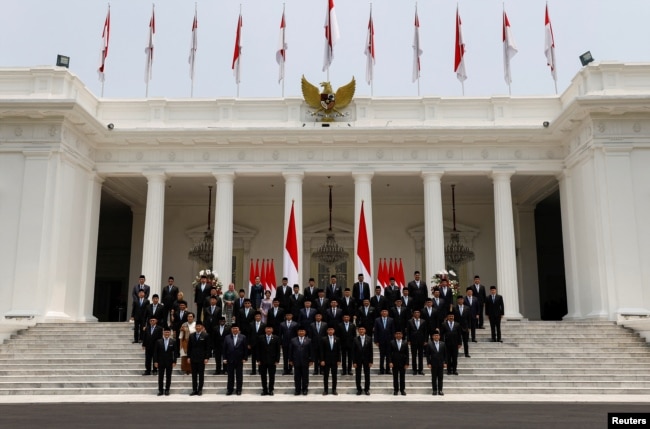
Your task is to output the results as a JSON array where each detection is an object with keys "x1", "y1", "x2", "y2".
[{"x1": 301, "y1": 75, "x2": 355, "y2": 121}]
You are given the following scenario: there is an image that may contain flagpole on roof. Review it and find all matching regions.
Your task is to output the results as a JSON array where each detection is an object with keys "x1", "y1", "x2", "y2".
[
  {"x1": 280, "y1": 4, "x2": 286, "y2": 98},
  {"x1": 99, "y1": 3, "x2": 110, "y2": 98},
  {"x1": 237, "y1": 4, "x2": 242, "y2": 98},
  {"x1": 504, "y1": 3, "x2": 511, "y2": 96},
  {"x1": 189, "y1": 2, "x2": 198, "y2": 98}
]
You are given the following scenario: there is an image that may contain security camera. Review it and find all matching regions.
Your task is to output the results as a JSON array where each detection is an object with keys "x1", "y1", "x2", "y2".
[
  {"x1": 542, "y1": 121, "x2": 550, "y2": 128},
  {"x1": 107, "y1": 123, "x2": 114, "y2": 130}
]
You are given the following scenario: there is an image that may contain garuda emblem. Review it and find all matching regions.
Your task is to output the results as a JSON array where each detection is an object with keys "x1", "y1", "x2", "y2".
[{"x1": 301, "y1": 75, "x2": 356, "y2": 121}]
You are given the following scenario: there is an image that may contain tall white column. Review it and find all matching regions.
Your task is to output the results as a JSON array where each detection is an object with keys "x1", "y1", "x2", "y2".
[
  {"x1": 558, "y1": 170, "x2": 581, "y2": 319},
  {"x1": 422, "y1": 170, "x2": 446, "y2": 290},
  {"x1": 283, "y1": 172, "x2": 304, "y2": 286},
  {"x1": 352, "y1": 173, "x2": 374, "y2": 286},
  {"x1": 492, "y1": 170, "x2": 522, "y2": 319},
  {"x1": 213, "y1": 172, "x2": 235, "y2": 287},
  {"x1": 77, "y1": 174, "x2": 103, "y2": 322},
  {"x1": 141, "y1": 171, "x2": 167, "y2": 298}
]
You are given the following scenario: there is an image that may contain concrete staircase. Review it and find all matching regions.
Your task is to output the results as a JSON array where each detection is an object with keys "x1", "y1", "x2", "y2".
[{"x1": 1, "y1": 320, "x2": 650, "y2": 395}]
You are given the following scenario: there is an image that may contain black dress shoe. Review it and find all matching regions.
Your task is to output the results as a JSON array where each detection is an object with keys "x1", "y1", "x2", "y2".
[
  {"x1": 412, "y1": 370, "x2": 417, "y2": 375},
  {"x1": 465, "y1": 355, "x2": 471, "y2": 358},
  {"x1": 226, "y1": 391, "x2": 233, "y2": 396},
  {"x1": 379, "y1": 370, "x2": 385, "y2": 375},
  {"x1": 294, "y1": 391, "x2": 301, "y2": 396},
  {"x1": 302, "y1": 390, "x2": 308, "y2": 395},
  {"x1": 471, "y1": 340, "x2": 477, "y2": 343},
  {"x1": 418, "y1": 371, "x2": 424, "y2": 375},
  {"x1": 164, "y1": 390, "x2": 170, "y2": 396},
  {"x1": 236, "y1": 391, "x2": 241, "y2": 396},
  {"x1": 322, "y1": 391, "x2": 328, "y2": 396},
  {"x1": 453, "y1": 372, "x2": 459, "y2": 375},
  {"x1": 157, "y1": 391, "x2": 163, "y2": 396},
  {"x1": 393, "y1": 391, "x2": 398, "y2": 396},
  {"x1": 190, "y1": 391, "x2": 198, "y2": 396},
  {"x1": 438, "y1": 391, "x2": 444, "y2": 396},
  {"x1": 498, "y1": 339, "x2": 503, "y2": 342},
  {"x1": 213, "y1": 370, "x2": 220, "y2": 375},
  {"x1": 132, "y1": 340, "x2": 139, "y2": 343},
  {"x1": 269, "y1": 391, "x2": 274, "y2": 396},
  {"x1": 251, "y1": 371, "x2": 256, "y2": 376},
  {"x1": 261, "y1": 391, "x2": 268, "y2": 396},
  {"x1": 332, "y1": 390, "x2": 338, "y2": 396},
  {"x1": 142, "y1": 371, "x2": 151, "y2": 376},
  {"x1": 385, "y1": 370, "x2": 392, "y2": 375},
  {"x1": 365, "y1": 390, "x2": 370, "y2": 396},
  {"x1": 197, "y1": 391, "x2": 202, "y2": 396},
  {"x1": 152, "y1": 370, "x2": 158, "y2": 375},
  {"x1": 400, "y1": 391, "x2": 406, "y2": 396},
  {"x1": 432, "y1": 391, "x2": 437, "y2": 396},
  {"x1": 356, "y1": 390, "x2": 362, "y2": 396}
]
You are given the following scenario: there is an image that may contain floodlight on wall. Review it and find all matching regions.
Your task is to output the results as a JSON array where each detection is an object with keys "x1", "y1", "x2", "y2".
[
  {"x1": 579, "y1": 51, "x2": 594, "y2": 66},
  {"x1": 56, "y1": 55, "x2": 70, "y2": 68}
]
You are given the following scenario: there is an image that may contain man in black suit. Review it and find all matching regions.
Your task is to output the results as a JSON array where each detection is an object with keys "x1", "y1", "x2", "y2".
[
  {"x1": 485, "y1": 285, "x2": 505, "y2": 342},
  {"x1": 237, "y1": 299, "x2": 255, "y2": 339},
  {"x1": 256, "y1": 325, "x2": 280, "y2": 396},
  {"x1": 325, "y1": 299, "x2": 343, "y2": 327},
  {"x1": 352, "y1": 325, "x2": 373, "y2": 395},
  {"x1": 339, "y1": 288, "x2": 357, "y2": 318},
  {"x1": 203, "y1": 296, "x2": 222, "y2": 334},
  {"x1": 431, "y1": 288, "x2": 447, "y2": 330},
  {"x1": 278, "y1": 313, "x2": 299, "y2": 375},
  {"x1": 233, "y1": 289, "x2": 247, "y2": 316},
  {"x1": 453, "y1": 295, "x2": 471, "y2": 357},
  {"x1": 373, "y1": 309, "x2": 395, "y2": 375},
  {"x1": 384, "y1": 277, "x2": 402, "y2": 306},
  {"x1": 425, "y1": 329, "x2": 447, "y2": 396},
  {"x1": 470, "y1": 275, "x2": 488, "y2": 328},
  {"x1": 356, "y1": 299, "x2": 375, "y2": 336},
  {"x1": 352, "y1": 273, "x2": 370, "y2": 302},
  {"x1": 320, "y1": 327, "x2": 341, "y2": 395},
  {"x1": 313, "y1": 289, "x2": 330, "y2": 315},
  {"x1": 390, "y1": 297, "x2": 411, "y2": 335},
  {"x1": 440, "y1": 312, "x2": 462, "y2": 375},
  {"x1": 309, "y1": 313, "x2": 328, "y2": 375},
  {"x1": 275, "y1": 278, "x2": 293, "y2": 312},
  {"x1": 161, "y1": 276, "x2": 179, "y2": 322},
  {"x1": 248, "y1": 312, "x2": 265, "y2": 376},
  {"x1": 303, "y1": 278, "x2": 318, "y2": 305},
  {"x1": 464, "y1": 287, "x2": 480, "y2": 342},
  {"x1": 187, "y1": 320, "x2": 210, "y2": 395},
  {"x1": 223, "y1": 324, "x2": 248, "y2": 395},
  {"x1": 194, "y1": 275, "x2": 213, "y2": 323},
  {"x1": 337, "y1": 314, "x2": 356, "y2": 376},
  {"x1": 171, "y1": 301, "x2": 188, "y2": 341},
  {"x1": 400, "y1": 288, "x2": 414, "y2": 312},
  {"x1": 407, "y1": 271, "x2": 428, "y2": 313},
  {"x1": 145, "y1": 294, "x2": 165, "y2": 327},
  {"x1": 266, "y1": 299, "x2": 285, "y2": 336},
  {"x1": 370, "y1": 286, "x2": 389, "y2": 316},
  {"x1": 141, "y1": 317, "x2": 163, "y2": 375},
  {"x1": 421, "y1": 298, "x2": 438, "y2": 333},
  {"x1": 130, "y1": 289, "x2": 149, "y2": 343},
  {"x1": 438, "y1": 279, "x2": 454, "y2": 313},
  {"x1": 298, "y1": 300, "x2": 316, "y2": 331},
  {"x1": 289, "y1": 284, "x2": 305, "y2": 319},
  {"x1": 388, "y1": 330, "x2": 409, "y2": 395},
  {"x1": 326, "y1": 275, "x2": 342, "y2": 302},
  {"x1": 131, "y1": 274, "x2": 150, "y2": 303},
  {"x1": 289, "y1": 328, "x2": 312, "y2": 395},
  {"x1": 211, "y1": 317, "x2": 230, "y2": 375},
  {"x1": 153, "y1": 327, "x2": 177, "y2": 396},
  {"x1": 406, "y1": 310, "x2": 428, "y2": 375}
]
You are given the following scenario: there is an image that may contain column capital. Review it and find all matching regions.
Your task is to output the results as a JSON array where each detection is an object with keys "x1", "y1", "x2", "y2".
[
  {"x1": 421, "y1": 169, "x2": 445, "y2": 182},
  {"x1": 351, "y1": 172, "x2": 374, "y2": 183},
  {"x1": 491, "y1": 168, "x2": 516, "y2": 182},
  {"x1": 282, "y1": 171, "x2": 305, "y2": 183},
  {"x1": 142, "y1": 170, "x2": 167, "y2": 182},
  {"x1": 212, "y1": 171, "x2": 235, "y2": 183}
]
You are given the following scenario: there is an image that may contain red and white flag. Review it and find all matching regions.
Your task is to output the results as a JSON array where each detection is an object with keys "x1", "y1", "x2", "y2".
[
  {"x1": 364, "y1": 7, "x2": 375, "y2": 86},
  {"x1": 454, "y1": 6, "x2": 467, "y2": 83},
  {"x1": 377, "y1": 259, "x2": 385, "y2": 288},
  {"x1": 232, "y1": 12, "x2": 243, "y2": 84},
  {"x1": 502, "y1": 9, "x2": 518, "y2": 85},
  {"x1": 276, "y1": 8, "x2": 287, "y2": 84},
  {"x1": 356, "y1": 201, "x2": 372, "y2": 287},
  {"x1": 98, "y1": 5, "x2": 110, "y2": 82},
  {"x1": 269, "y1": 260, "x2": 278, "y2": 295},
  {"x1": 412, "y1": 7, "x2": 422, "y2": 83},
  {"x1": 544, "y1": 4, "x2": 557, "y2": 82},
  {"x1": 284, "y1": 201, "x2": 299, "y2": 288},
  {"x1": 248, "y1": 259, "x2": 255, "y2": 291},
  {"x1": 144, "y1": 5, "x2": 155, "y2": 84},
  {"x1": 322, "y1": 0, "x2": 340, "y2": 72},
  {"x1": 397, "y1": 258, "x2": 406, "y2": 289},
  {"x1": 261, "y1": 259, "x2": 268, "y2": 291},
  {"x1": 189, "y1": 6, "x2": 198, "y2": 81}
]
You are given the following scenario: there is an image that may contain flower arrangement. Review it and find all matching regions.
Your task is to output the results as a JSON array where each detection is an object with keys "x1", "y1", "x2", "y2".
[
  {"x1": 192, "y1": 269, "x2": 223, "y2": 294},
  {"x1": 431, "y1": 269, "x2": 460, "y2": 300}
]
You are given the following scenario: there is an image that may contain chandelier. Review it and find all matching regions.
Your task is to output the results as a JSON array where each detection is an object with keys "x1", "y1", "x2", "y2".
[
  {"x1": 188, "y1": 186, "x2": 214, "y2": 267},
  {"x1": 444, "y1": 184, "x2": 475, "y2": 267},
  {"x1": 312, "y1": 184, "x2": 348, "y2": 267}
]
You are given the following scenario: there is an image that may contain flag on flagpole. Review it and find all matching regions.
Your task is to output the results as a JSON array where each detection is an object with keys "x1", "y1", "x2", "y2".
[
  {"x1": 357, "y1": 201, "x2": 372, "y2": 288},
  {"x1": 232, "y1": 12, "x2": 243, "y2": 84},
  {"x1": 189, "y1": 6, "x2": 198, "y2": 81},
  {"x1": 377, "y1": 259, "x2": 384, "y2": 288},
  {"x1": 269, "y1": 260, "x2": 278, "y2": 298},
  {"x1": 397, "y1": 258, "x2": 406, "y2": 289},
  {"x1": 98, "y1": 5, "x2": 110, "y2": 82},
  {"x1": 412, "y1": 7, "x2": 422, "y2": 83},
  {"x1": 390, "y1": 258, "x2": 396, "y2": 281},
  {"x1": 544, "y1": 3, "x2": 557, "y2": 82},
  {"x1": 276, "y1": 8, "x2": 287, "y2": 84},
  {"x1": 261, "y1": 259, "x2": 267, "y2": 291},
  {"x1": 322, "y1": 0, "x2": 340, "y2": 72},
  {"x1": 255, "y1": 259, "x2": 260, "y2": 286},
  {"x1": 248, "y1": 259, "x2": 255, "y2": 292},
  {"x1": 454, "y1": 6, "x2": 467, "y2": 83},
  {"x1": 144, "y1": 5, "x2": 155, "y2": 84},
  {"x1": 284, "y1": 201, "x2": 299, "y2": 288},
  {"x1": 364, "y1": 7, "x2": 375, "y2": 86},
  {"x1": 502, "y1": 9, "x2": 518, "y2": 85}
]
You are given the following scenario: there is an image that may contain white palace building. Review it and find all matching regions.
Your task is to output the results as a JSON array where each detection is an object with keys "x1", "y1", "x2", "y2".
[{"x1": 0, "y1": 62, "x2": 649, "y2": 326}]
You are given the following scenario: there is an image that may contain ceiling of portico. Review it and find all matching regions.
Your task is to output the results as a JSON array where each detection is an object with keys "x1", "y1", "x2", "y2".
[{"x1": 102, "y1": 173, "x2": 557, "y2": 210}]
